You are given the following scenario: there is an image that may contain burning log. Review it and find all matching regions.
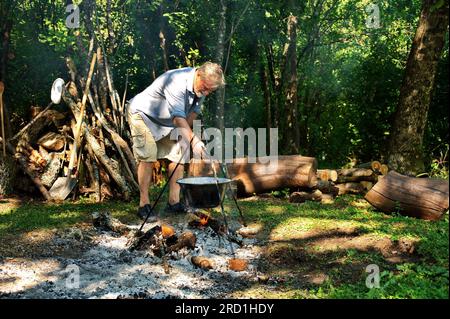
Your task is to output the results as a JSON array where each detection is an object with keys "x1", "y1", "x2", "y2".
[
  {"x1": 166, "y1": 231, "x2": 197, "y2": 253},
  {"x1": 191, "y1": 256, "x2": 214, "y2": 270},
  {"x1": 365, "y1": 171, "x2": 449, "y2": 220},
  {"x1": 127, "y1": 225, "x2": 162, "y2": 251},
  {"x1": 189, "y1": 210, "x2": 227, "y2": 235}
]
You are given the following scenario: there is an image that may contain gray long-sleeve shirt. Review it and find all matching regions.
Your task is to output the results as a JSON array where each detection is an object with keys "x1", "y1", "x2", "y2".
[{"x1": 128, "y1": 67, "x2": 204, "y2": 141}]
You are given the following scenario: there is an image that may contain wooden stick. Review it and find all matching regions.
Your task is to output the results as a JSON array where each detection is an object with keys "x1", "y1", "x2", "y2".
[
  {"x1": 120, "y1": 72, "x2": 129, "y2": 136},
  {"x1": 67, "y1": 53, "x2": 97, "y2": 177},
  {"x1": 0, "y1": 81, "x2": 5, "y2": 156}
]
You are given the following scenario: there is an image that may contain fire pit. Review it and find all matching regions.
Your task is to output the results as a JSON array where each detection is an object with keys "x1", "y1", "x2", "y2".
[{"x1": 177, "y1": 177, "x2": 232, "y2": 209}]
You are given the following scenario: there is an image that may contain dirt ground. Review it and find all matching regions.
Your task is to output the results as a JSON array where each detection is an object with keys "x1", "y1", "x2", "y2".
[{"x1": 1, "y1": 208, "x2": 420, "y2": 299}]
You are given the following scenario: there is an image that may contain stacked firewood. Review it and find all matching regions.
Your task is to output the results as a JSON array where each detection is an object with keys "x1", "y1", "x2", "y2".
[
  {"x1": 289, "y1": 161, "x2": 389, "y2": 204},
  {"x1": 2, "y1": 46, "x2": 139, "y2": 201}
]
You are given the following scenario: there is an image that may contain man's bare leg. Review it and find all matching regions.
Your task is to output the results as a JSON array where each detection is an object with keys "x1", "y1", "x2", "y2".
[
  {"x1": 137, "y1": 161, "x2": 153, "y2": 207},
  {"x1": 168, "y1": 162, "x2": 184, "y2": 205}
]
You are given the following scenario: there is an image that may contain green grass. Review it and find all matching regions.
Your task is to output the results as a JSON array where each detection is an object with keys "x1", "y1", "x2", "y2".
[{"x1": 1, "y1": 193, "x2": 448, "y2": 299}]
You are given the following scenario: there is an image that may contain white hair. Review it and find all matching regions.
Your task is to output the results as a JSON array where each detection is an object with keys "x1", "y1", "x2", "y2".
[{"x1": 197, "y1": 62, "x2": 226, "y2": 89}]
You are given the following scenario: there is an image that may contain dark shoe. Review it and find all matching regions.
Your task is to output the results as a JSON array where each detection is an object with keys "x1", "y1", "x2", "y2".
[
  {"x1": 137, "y1": 204, "x2": 158, "y2": 222},
  {"x1": 165, "y1": 202, "x2": 188, "y2": 214}
]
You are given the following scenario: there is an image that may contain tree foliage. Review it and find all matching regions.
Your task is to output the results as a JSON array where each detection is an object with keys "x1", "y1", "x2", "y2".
[{"x1": 0, "y1": 0, "x2": 448, "y2": 172}]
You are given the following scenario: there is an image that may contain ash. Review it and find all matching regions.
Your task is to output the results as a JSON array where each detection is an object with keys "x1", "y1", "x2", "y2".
[{"x1": 0, "y1": 220, "x2": 262, "y2": 299}]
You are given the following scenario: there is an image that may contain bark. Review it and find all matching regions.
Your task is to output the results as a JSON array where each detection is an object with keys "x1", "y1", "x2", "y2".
[
  {"x1": 214, "y1": 0, "x2": 227, "y2": 133},
  {"x1": 266, "y1": 44, "x2": 280, "y2": 128},
  {"x1": 387, "y1": 0, "x2": 449, "y2": 175},
  {"x1": 365, "y1": 171, "x2": 449, "y2": 220},
  {"x1": 189, "y1": 155, "x2": 318, "y2": 196},
  {"x1": 1, "y1": 136, "x2": 52, "y2": 200},
  {"x1": 336, "y1": 182, "x2": 365, "y2": 195},
  {"x1": 260, "y1": 51, "x2": 272, "y2": 129},
  {"x1": 0, "y1": 18, "x2": 13, "y2": 138},
  {"x1": 158, "y1": 3, "x2": 169, "y2": 72},
  {"x1": 289, "y1": 189, "x2": 322, "y2": 203},
  {"x1": 106, "y1": 0, "x2": 116, "y2": 55},
  {"x1": 336, "y1": 168, "x2": 378, "y2": 183},
  {"x1": 315, "y1": 180, "x2": 339, "y2": 196},
  {"x1": 61, "y1": 88, "x2": 131, "y2": 199},
  {"x1": 281, "y1": 15, "x2": 300, "y2": 153}
]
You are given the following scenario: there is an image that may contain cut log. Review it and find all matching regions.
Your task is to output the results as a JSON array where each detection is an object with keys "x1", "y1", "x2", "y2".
[
  {"x1": 321, "y1": 193, "x2": 335, "y2": 204},
  {"x1": 337, "y1": 168, "x2": 378, "y2": 183},
  {"x1": 41, "y1": 153, "x2": 61, "y2": 188},
  {"x1": 336, "y1": 182, "x2": 365, "y2": 195},
  {"x1": 316, "y1": 180, "x2": 339, "y2": 196},
  {"x1": 289, "y1": 189, "x2": 322, "y2": 203},
  {"x1": 364, "y1": 171, "x2": 449, "y2": 221},
  {"x1": 38, "y1": 145, "x2": 51, "y2": 162},
  {"x1": 189, "y1": 155, "x2": 318, "y2": 196},
  {"x1": 360, "y1": 181, "x2": 374, "y2": 191},
  {"x1": 380, "y1": 164, "x2": 389, "y2": 176},
  {"x1": 38, "y1": 132, "x2": 65, "y2": 151},
  {"x1": 317, "y1": 169, "x2": 338, "y2": 182},
  {"x1": 1, "y1": 136, "x2": 52, "y2": 200},
  {"x1": 191, "y1": 256, "x2": 214, "y2": 270},
  {"x1": 357, "y1": 161, "x2": 382, "y2": 173}
]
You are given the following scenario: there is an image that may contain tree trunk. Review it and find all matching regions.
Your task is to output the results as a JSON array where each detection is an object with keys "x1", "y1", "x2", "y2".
[
  {"x1": 1, "y1": 18, "x2": 13, "y2": 138},
  {"x1": 260, "y1": 51, "x2": 272, "y2": 129},
  {"x1": 281, "y1": 15, "x2": 300, "y2": 154},
  {"x1": 106, "y1": 0, "x2": 116, "y2": 55},
  {"x1": 265, "y1": 44, "x2": 280, "y2": 128},
  {"x1": 214, "y1": 0, "x2": 227, "y2": 133},
  {"x1": 387, "y1": 0, "x2": 449, "y2": 175},
  {"x1": 158, "y1": 3, "x2": 169, "y2": 71}
]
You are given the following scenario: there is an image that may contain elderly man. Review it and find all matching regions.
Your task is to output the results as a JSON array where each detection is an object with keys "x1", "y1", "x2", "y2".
[{"x1": 127, "y1": 62, "x2": 225, "y2": 220}]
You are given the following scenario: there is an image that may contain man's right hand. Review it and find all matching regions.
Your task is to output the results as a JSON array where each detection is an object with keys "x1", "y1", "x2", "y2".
[{"x1": 191, "y1": 136, "x2": 206, "y2": 159}]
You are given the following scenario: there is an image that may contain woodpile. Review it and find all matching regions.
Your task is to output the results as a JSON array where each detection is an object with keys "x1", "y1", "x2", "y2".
[
  {"x1": 290, "y1": 160, "x2": 390, "y2": 204},
  {"x1": 0, "y1": 47, "x2": 139, "y2": 201}
]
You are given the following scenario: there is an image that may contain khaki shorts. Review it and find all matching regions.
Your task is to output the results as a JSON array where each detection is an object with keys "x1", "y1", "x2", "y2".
[{"x1": 128, "y1": 112, "x2": 188, "y2": 164}]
